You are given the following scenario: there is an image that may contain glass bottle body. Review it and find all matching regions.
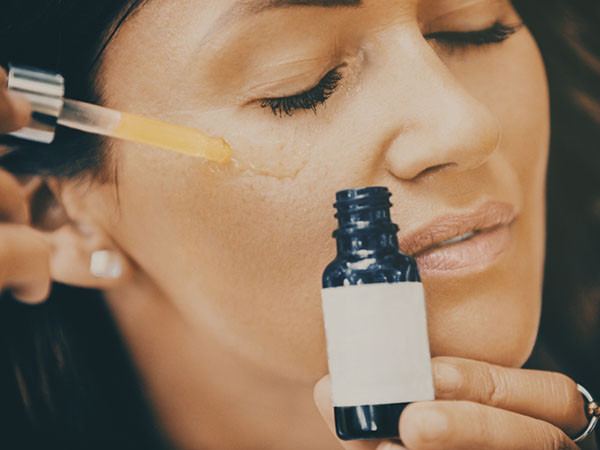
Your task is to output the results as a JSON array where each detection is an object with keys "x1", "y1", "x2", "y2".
[{"x1": 321, "y1": 187, "x2": 432, "y2": 441}]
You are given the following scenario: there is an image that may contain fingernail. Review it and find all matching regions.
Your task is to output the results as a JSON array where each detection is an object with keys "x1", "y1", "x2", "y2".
[
  {"x1": 417, "y1": 409, "x2": 448, "y2": 442},
  {"x1": 90, "y1": 250, "x2": 123, "y2": 279},
  {"x1": 433, "y1": 362, "x2": 462, "y2": 395}
]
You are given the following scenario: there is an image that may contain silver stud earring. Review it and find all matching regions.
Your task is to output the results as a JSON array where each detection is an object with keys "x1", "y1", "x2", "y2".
[{"x1": 90, "y1": 250, "x2": 123, "y2": 279}]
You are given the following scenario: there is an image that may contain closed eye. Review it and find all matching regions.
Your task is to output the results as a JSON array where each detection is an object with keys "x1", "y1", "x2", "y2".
[
  {"x1": 258, "y1": 22, "x2": 522, "y2": 118},
  {"x1": 424, "y1": 21, "x2": 523, "y2": 47},
  {"x1": 259, "y1": 68, "x2": 343, "y2": 117}
]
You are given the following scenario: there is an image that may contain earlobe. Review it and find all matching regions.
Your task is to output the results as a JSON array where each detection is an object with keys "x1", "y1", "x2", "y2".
[
  {"x1": 45, "y1": 222, "x2": 135, "y2": 289},
  {"x1": 29, "y1": 178, "x2": 135, "y2": 290}
]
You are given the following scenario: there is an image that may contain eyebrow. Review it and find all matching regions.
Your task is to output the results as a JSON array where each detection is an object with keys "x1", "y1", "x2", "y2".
[{"x1": 246, "y1": 0, "x2": 363, "y2": 13}]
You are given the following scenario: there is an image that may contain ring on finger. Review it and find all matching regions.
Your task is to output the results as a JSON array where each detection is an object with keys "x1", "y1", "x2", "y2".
[{"x1": 572, "y1": 384, "x2": 599, "y2": 443}]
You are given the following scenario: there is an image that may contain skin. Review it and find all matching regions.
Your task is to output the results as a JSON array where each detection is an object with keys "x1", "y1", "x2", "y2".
[{"x1": 0, "y1": 0, "x2": 597, "y2": 449}]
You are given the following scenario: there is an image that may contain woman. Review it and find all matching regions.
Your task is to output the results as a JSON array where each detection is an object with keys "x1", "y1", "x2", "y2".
[{"x1": 0, "y1": 0, "x2": 598, "y2": 449}]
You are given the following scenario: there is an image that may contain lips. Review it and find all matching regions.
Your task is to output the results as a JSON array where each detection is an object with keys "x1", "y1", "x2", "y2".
[{"x1": 399, "y1": 201, "x2": 519, "y2": 274}]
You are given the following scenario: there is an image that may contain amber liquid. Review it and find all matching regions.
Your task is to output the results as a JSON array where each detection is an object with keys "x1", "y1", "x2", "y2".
[{"x1": 113, "y1": 113, "x2": 232, "y2": 163}]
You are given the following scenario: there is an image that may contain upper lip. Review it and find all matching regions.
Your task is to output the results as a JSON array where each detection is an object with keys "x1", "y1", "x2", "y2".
[{"x1": 399, "y1": 201, "x2": 519, "y2": 257}]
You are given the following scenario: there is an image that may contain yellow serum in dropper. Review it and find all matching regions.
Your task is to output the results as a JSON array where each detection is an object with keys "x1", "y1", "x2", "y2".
[
  {"x1": 156, "y1": 109, "x2": 313, "y2": 179},
  {"x1": 60, "y1": 99, "x2": 309, "y2": 178},
  {"x1": 112, "y1": 112, "x2": 231, "y2": 163},
  {"x1": 58, "y1": 99, "x2": 232, "y2": 164}
]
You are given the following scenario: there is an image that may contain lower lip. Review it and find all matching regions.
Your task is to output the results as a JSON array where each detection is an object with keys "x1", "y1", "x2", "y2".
[{"x1": 414, "y1": 225, "x2": 513, "y2": 275}]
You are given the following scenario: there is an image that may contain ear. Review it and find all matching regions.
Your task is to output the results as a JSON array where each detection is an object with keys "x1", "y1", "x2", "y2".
[{"x1": 25, "y1": 177, "x2": 135, "y2": 290}]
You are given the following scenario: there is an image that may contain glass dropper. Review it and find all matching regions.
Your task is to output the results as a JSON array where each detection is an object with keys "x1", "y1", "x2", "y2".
[
  {"x1": 6, "y1": 64, "x2": 231, "y2": 164},
  {"x1": 58, "y1": 99, "x2": 231, "y2": 163}
]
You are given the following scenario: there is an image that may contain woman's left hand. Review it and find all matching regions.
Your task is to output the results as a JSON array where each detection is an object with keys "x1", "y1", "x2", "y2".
[{"x1": 314, "y1": 357, "x2": 598, "y2": 450}]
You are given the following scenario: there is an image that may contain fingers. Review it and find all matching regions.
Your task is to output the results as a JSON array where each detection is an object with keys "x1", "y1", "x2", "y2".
[
  {"x1": 0, "y1": 170, "x2": 30, "y2": 223},
  {"x1": 0, "y1": 224, "x2": 52, "y2": 303},
  {"x1": 316, "y1": 360, "x2": 589, "y2": 450},
  {"x1": 0, "y1": 170, "x2": 50, "y2": 302},
  {"x1": 399, "y1": 401, "x2": 578, "y2": 450},
  {"x1": 375, "y1": 443, "x2": 406, "y2": 450},
  {"x1": 0, "y1": 67, "x2": 31, "y2": 134},
  {"x1": 431, "y1": 357, "x2": 588, "y2": 437},
  {"x1": 0, "y1": 171, "x2": 50, "y2": 302}
]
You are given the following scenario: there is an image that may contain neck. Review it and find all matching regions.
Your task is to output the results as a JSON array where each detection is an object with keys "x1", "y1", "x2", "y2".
[{"x1": 104, "y1": 276, "x2": 341, "y2": 450}]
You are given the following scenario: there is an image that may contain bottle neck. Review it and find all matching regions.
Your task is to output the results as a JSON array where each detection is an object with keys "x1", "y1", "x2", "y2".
[
  {"x1": 335, "y1": 230, "x2": 401, "y2": 258},
  {"x1": 333, "y1": 187, "x2": 400, "y2": 258}
]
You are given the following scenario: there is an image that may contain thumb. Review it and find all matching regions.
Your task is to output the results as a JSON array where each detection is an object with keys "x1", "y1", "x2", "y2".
[{"x1": 314, "y1": 375, "x2": 401, "y2": 450}]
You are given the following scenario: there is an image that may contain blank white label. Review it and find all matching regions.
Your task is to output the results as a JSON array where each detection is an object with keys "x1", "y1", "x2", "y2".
[{"x1": 321, "y1": 282, "x2": 434, "y2": 407}]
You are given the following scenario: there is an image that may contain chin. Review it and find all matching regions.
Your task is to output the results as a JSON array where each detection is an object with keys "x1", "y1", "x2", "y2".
[{"x1": 428, "y1": 306, "x2": 541, "y2": 369}]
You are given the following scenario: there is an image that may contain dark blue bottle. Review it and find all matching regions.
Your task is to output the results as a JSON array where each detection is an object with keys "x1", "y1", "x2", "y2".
[{"x1": 321, "y1": 187, "x2": 434, "y2": 441}]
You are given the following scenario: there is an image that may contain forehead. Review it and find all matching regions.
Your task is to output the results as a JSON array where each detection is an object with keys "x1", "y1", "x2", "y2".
[{"x1": 134, "y1": 0, "x2": 503, "y2": 27}]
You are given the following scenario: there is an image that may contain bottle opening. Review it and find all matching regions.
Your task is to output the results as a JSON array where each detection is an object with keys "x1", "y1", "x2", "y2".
[
  {"x1": 333, "y1": 187, "x2": 398, "y2": 236},
  {"x1": 334, "y1": 187, "x2": 392, "y2": 213}
]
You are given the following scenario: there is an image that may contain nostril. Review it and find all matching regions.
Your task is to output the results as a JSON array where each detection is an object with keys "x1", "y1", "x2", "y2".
[{"x1": 414, "y1": 162, "x2": 457, "y2": 180}]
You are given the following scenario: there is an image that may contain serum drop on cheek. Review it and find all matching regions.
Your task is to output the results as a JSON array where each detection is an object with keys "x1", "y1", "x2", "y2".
[{"x1": 321, "y1": 187, "x2": 434, "y2": 441}]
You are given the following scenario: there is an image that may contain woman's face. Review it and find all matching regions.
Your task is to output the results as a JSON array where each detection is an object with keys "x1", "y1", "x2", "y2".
[{"x1": 76, "y1": 0, "x2": 549, "y2": 381}]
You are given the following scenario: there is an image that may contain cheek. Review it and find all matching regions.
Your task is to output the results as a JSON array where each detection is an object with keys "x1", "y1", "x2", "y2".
[
  {"x1": 493, "y1": 33, "x2": 550, "y2": 190},
  {"x1": 441, "y1": 30, "x2": 550, "y2": 175},
  {"x1": 424, "y1": 32, "x2": 549, "y2": 367},
  {"x1": 106, "y1": 146, "x2": 341, "y2": 379},
  {"x1": 425, "y1": 260, "x2": 543, "y2": 368}
]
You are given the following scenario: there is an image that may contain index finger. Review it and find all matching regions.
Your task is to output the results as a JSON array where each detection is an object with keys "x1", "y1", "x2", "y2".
[
  {"x1": 0, "y1": 223, "x2": 51, "y2": 303},
  {"x1": 0, "y1": 170, "x2": 30, "y2": 223},
  {"x1": 431, "y1": 356, "x2": 589, "y2": 437},
  {"x1": 0, "y1": 67, "x2": 31, "y2": 134}
]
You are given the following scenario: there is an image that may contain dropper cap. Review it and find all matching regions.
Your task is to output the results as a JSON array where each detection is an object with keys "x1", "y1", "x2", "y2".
[{"x1": 6, "y1": 64, "x2": 64, "y2": 144}]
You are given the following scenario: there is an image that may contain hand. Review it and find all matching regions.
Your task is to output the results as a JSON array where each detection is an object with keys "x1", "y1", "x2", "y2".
[
  {"x1": 0, "y1": 66, "x2": 31, "y2": 134},
  {"x1": 0, "y1": 170, "x2": 52, "y2": 303},
  {"x1": 314, "y1": 357, "x2": 598, "y2": 450},
  {"x1": 0, "y1": 68, "x2": 50, "y2": 303}
]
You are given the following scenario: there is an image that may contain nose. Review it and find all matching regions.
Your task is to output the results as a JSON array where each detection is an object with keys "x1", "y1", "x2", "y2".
[{"x1": 379, "y1": 37, "x2": 502, "y2": 181}]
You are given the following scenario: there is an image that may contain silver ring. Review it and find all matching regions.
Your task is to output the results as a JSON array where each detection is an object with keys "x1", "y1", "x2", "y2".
[{"x1": 573, "y1": 384, "x2": 599, "y2": 443}]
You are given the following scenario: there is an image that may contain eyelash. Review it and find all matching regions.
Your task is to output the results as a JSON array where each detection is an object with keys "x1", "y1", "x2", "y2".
[
  {"x1": 424, "y1": 21, "x2": 523, "y2": 46},
  {"x1": 260, "y1": 68, "x2": 343, "y2": 117},
  {"x1": 260, "y1": 21, "x2": 522, "y2": 117}
]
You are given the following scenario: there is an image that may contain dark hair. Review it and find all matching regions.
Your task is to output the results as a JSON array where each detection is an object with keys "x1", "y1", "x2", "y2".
[
  {"x1": 0, "y1": 0, "x2": 147, "y2": 179},
  {"x1": 0, "y1": 0, "x2": 598, "y2": 448},
  {"x1": 0, "y1": 2, "x2": 169, "y2": 448},
  {"x1": 515, "y1": 0, "x2": 600, "y2": 392}
]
